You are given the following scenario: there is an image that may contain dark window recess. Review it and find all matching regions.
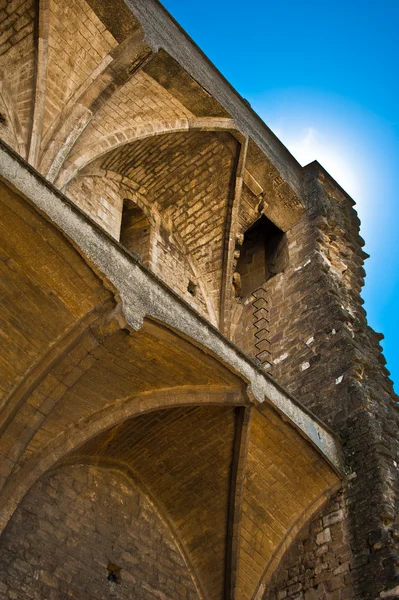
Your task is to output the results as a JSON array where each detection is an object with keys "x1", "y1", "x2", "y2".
[
  {"x1": 107, "y1": 561, "x2": 122, "y2": 585},
  {"x1": 120, "y1": 199, "x2": 150, "y2": 261},
  {"x1": 0, "y1": 112, "x2": 6, "y2": 126},
  {"x1": 187, "y1": 280, "x2": 196, "y2": 296},
  {"x1": 234, "y1": 215, "x2": 288, "y2": 298}
]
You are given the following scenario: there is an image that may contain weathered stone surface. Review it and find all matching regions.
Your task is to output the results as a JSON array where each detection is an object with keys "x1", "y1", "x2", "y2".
[
  {"x1": 0, "y1": 0, "x2": 396, "y2": 598},
  {"x1": 0, "y1": 464, "x2": 200, "y2": 599}
]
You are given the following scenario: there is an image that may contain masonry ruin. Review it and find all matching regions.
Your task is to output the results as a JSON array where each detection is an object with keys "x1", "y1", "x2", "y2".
[{"x1": 0, "y1": 1, "x2": 398, "y2": 599}]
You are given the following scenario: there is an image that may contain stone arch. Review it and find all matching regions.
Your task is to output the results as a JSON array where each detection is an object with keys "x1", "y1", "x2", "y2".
[
  {"x1": 253, "y1": 491, "x2": 338, "y2": 599},
  {"x1": 65, "y1": 168, "x2": 161, "y2": 240},
  {"x1": 120, "y1": 198, "x2": 152, "y2": 264},
  {"x1": 56, "y1": 117, "x2": 239, "y2": 188},
  {"x1": 37, "y1": 28, "x2": 151, "y2": 178},
  {"x1": 58, "y1": 456, "x2": 206, "y2": 597},
  {"x1": 0, "y1": 386, "x2": 244, "y2": 535},
  {"x1": 0, "y1": 394, "x2": 245, "y2": 600}
]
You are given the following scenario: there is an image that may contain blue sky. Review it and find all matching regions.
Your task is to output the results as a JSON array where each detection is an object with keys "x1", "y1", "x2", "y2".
[{"x1": 162, "y1": 0, "x2": 399, "y2": 390}]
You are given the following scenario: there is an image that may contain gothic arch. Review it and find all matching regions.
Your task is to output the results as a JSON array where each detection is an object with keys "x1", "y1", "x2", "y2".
[{"x1": 56, "y1": 117, "x2": 239, "y2": 188}]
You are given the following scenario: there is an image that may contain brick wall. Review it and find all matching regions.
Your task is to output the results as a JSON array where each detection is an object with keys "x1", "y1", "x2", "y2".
[
  {"x1": 263, "y1": 493, "x2": 354, "y2": 600},
  {"x1": 0, "y1": 463, "x2": 200, "y2": 600},
  {"x1": 67, "y1": 173, "x2": 124, "y2": 238},
  {"x1": 66, "y1": 170, "x2": 211, "y2": 318},
  {"x1": 99, "y1": 130, "x2": 238, "y2": 316},
  {"x1": 66, "y1": 131, "x2": 239, "y2": 322},
  {"x1": 0, "y1": 0, "x2": 35, "y2": 156},
  {"x1": 43, "y1": 0, "x2": 117, "y2": 140}
]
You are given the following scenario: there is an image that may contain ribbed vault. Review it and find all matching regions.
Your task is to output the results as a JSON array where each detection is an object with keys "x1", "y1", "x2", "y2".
[
  {"x1": 0, "y1": 0, "x2": 304, "y2": 226},
  {"x1": 68, "y1": 405, "x2": 238, "y2": 599}
]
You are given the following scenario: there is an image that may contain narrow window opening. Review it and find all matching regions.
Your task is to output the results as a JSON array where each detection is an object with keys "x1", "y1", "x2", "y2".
[
  {"x1": 0, "y1": 112, "x2": 6, "y2": 126},
  {"x1": 187, "y1": 280, "x2": 196, "y2": 296},
  {"x1": 107, "y1": 561, "x2": 122, "y2": 585},
  {"x1": 120, "y1": 199, "x2": 151, "y2": 262},
  {"x1": 234, "y1": 215, "x2": 287, "y2": 299}
]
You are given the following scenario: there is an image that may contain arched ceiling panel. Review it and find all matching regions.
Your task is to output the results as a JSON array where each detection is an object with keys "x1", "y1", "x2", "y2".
[
  {"x1": 70, "y1": 405, "x2": 239, "y2": 600},
  {"x1": 0, "y1": 463, "x2": 201, "y2": 598},
  {"x1": 0, "y1": 178, "x2": 111, "y2": 423},
  {"x1": 6, "y1": 317, "x2": 244, "y2": 481},
  {"x1": 57, "y1": 70, "x2": 194, "y2": 184},
  {"x1": 42, "y1": 0, "x2": 118, "y2": 142},
  {"x1": 236, "y1": 407, "x2": 339, "y2": 600},
  {"x1": 143, "y1": 49, "x2": 230, "y2": 118},
  {"x1": 90, "y1": 130, "x2": 239, "y2": 312}
]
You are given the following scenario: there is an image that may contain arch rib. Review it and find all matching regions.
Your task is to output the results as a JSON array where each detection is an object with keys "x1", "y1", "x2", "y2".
[
  {"x1": 27, "y1": 0, "x2": 50, "y2": 167},
  {"x1": 56, "y1": 117, "x2": 239, "y2": 188},
  {"x1": 225, "y1": 406, "x2": 253, "y2": 599},
  {"x1": 0, "y1": 386, "x2": 244, "y2": 535}
]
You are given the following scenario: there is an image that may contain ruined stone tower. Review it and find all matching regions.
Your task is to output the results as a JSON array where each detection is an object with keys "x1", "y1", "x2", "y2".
[{"x1": 0, "y1": 1, "x2": 397, "y2": 599}]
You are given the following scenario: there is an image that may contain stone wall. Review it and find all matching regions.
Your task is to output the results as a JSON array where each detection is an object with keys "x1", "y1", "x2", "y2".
[
  {"x1": 264, "y1": 493, "x2": 353, "y2": 600},
  {"x1": 0, "y1": 463, "x2": 199, "y2": 600},
  {"x1": 0, "y1": 0, "x2": 397, "y2": 596},
  {"x1": 259, "y1": 163, "x2": 399, "y2": 599}
]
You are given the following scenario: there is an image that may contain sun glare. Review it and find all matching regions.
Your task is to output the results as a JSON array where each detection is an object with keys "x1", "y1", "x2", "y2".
[
  {"x1": 276, "y1": 125, "x2": 361, "y2": 200},
  {"x1": 250, "y1": 88, "x2": 397, "y2": 243}
]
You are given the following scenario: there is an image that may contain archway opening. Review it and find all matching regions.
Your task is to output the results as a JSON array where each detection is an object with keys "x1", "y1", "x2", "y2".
[
  {"x1": 120, "y1": 199, "x2": 151, "y2": 263},
  {"x1": 234, "y1": 215, "x2": 287, "y2": 299}
]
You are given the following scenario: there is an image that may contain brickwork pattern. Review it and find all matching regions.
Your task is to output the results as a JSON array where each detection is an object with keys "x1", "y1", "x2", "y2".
[
  {"x1": 153, "y1": 224, "x2": 210, "y2": 317},
  {"x1": 0, "y1": 95, "x2": 17, "y2": 150},
  {"x1": 13, "y1": 320, "x2": 240, "y2": 469},
  {"x1": 67, "y1": 170, "x2": 211, "y2": 316},
  {"x1": 43, "y1": 0, "x2": 117, "y2": 140},
  {"x1": 61, "y1": 69, "x2": 194, "y2": 182},
  {"x1": 231, "y1": 297, "x2": 256, "y2": 358},
  {"x1": 66, "y1": 172, "x2": 124, "y2": 238},
  {"x1": 237, "y1": 185, "x2": 262, "y2": 235},
  {"x1": 232, "y1": 195, "x2": 282, "y2": 367},
  {"x1": 0, "y1": 0, "x2": 35, "y2": 155},
  {"x1": 237, "y1": 407, "x2": 338, "y2": 600},
  {"x1": 231, "y1": 286, "x2": 272, "y2": 367},
  {"x1": 264, "y1": 492, "x2": 354, "y2": 600},
  {"x1": 76, "y1": 70, "x2": 192, "y2": 141},
  {"x1": 72, "y1": 405, "x2": 237, "y2": 600},
  {"x1": 99, "y1": 130, "x2": 238, "y2": 316},
  {"x1": 0, "y1": 181, "x2": 109, "y2": 428},
  {"x1": 0, "y1": 464, "x2": 199, "y2": 600},
  {"x1": 252, "y1": 286, "x2": 272, "y2": 366}
]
